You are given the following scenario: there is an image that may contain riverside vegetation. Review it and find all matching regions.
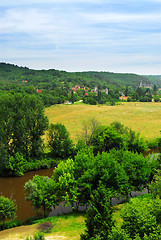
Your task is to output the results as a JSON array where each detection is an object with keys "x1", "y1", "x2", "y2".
[
  {"x1": 0, "y1": 63, "x2": 161, "y2": 239},
  {"x1": 1, "y1": 95, "x2": 161, "y2": 239}
]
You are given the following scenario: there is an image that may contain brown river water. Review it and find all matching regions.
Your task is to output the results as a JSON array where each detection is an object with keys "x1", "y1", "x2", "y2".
[
  {"x1": 0, "y1": 168, "x2": 54, "y2": 221},
  {"x1": 0, "y1": 149, "x2": 159, "y2": 222}
]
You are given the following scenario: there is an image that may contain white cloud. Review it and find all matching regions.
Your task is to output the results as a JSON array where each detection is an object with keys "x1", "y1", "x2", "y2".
[
  {"x1": 0, "y1": 0, "x2": 160, "y2": 74},
  {"x1": 81, "y1": 12, "x2": 161, "y2": 24},
  {"x1": 0, "y1": 9, "x2": 53, "y2": 34},
  {"x1": 0, "y1": 0, "x2": 108, "y2": 7}
]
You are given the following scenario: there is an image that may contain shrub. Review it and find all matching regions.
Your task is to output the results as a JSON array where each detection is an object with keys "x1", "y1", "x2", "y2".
[
  {"x1": 147, "y1": 139, "x2": 159, "y2": 149},
  {"x1": 0, "y1": 219, "x2": 21, "y2": 231},
  {"x1": 26, "y1": 231, "x2": 45, "y2": 240},
  {"x1": 38, "y1": 221, "x2": 53, "y2": 233}
]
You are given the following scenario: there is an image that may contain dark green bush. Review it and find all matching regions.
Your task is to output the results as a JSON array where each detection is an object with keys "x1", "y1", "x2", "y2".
[{"x1": 0, "y1": 219, "x2": 21, "y2": 231}]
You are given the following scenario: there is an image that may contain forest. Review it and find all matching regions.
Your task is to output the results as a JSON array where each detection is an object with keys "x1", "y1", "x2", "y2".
[
  {"x1": 0, "y1": 62, "x2": 161, "y2": 106},
  {"x1": 0, "y1": 63, "x2": 161, "y2": 239}
]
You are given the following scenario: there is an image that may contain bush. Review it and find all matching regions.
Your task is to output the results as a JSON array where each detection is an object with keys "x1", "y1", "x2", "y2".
[
  {"x1": 0, "y1": 219, "x2": 21, "y2": 231},
  {"x1": 26, "y1": 232, "x2": 45, "y2": 240},
  {"x1": 147, "y1": 139, "x2": 159, "y2": 149},
  {"x1": 38, "y1": 221, "x2": 53, "y2": 233}
]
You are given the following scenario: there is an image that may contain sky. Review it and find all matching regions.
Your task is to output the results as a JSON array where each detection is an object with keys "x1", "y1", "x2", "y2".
[{"x1": 0, "y1": 0, "x2": 161, "y2": 74}]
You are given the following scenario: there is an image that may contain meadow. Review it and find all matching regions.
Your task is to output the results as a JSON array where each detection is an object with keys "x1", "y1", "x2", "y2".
[{"x1": 45, "y1": 102, "x2": 161, "y2": 143}]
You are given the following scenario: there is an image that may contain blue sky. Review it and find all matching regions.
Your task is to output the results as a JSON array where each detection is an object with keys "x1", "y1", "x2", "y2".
[{"x1": 0, "y1": 0, "x2": 161, "y2": 74}]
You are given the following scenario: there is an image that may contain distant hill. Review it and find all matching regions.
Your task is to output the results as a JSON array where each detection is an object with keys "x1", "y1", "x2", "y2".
[
  {"x1": 144, "y1": 75, "x2": 161, "y2": 88},
  {"x1": 0, "y1": 62, "x2": 156, "y2": 91}
]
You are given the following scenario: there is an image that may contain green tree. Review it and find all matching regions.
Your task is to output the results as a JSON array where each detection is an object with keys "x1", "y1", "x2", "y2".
[
  {"x1": 91, "y1": 125, "x2": 126, "y2": 155},
  {"x1": 5, "y1": 152, "x2": 26, "y2": 176},
  {"x1": 120, "y1": 197, "x2": 161, "y2": 239},
  {"x1": 80, "y1": 152, "x2": 129, "y2": 204},
  {"x1": 111, "y1": 122, "x2": 148, "y2": 154},
  {"x1": 0, "y1": 196, "x2": 17, "y2": 227},
  {"x1": 25, "y1": 175, "x2": 58, "y2": 217},
  {"x1": 47, "y1": 123, "x2": 74, "y2": 158},
  {"x1": 53, "y1": 158, "x2": 79, "y2": 209},
  {"x1": 153, "y1": 95, "x2": 160, "y2": 102},
  {"x1": 111, "y1": 150, "x2": 151, "y2": 194},
  {"x1": 153, "y1": 84, "x2": 158, "y2": 93},
  {"x1": 71, "y1": 90, "x2": 75, "y2": 103},
  {"x1": 149, "y1": 170, "x2": 161, "y2": 199},
  {"x1": 0, "y1": 94, "x2": 48, "y2": 160},
  {"x1": 81, "y1": 184, "x2": 113, "y2": 240},
  {"x1": 82, "y1": 118, "x2": 100, "y2": 146}
]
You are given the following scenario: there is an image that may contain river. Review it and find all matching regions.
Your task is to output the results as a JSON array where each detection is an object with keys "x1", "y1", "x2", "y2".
[
  {"x1": 0, "y1": 168, "x2": 54, "y2": 221},
  {"x1": 0, "y1": 149, "x2": 159, "y2": 222}
]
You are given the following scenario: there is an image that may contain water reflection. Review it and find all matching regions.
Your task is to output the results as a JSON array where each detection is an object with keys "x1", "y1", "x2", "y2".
[{"x1": 0, "y1": 168, "x2": 54, "y2": 221}]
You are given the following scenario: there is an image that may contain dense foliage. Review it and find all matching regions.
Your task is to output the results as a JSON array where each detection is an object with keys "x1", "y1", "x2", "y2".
[
  {"x1": 47, "y1": 123, "x2": 74, "y2": 158},
  {"x1": 0, "y1": 63, "x2": 160, "y2": 106},
  {"x1": 0, "y1": 93, "x2": 48, "y2": 176},
  {"x1": 0, "y1": 196, "x2": 17, "y2": 226}
]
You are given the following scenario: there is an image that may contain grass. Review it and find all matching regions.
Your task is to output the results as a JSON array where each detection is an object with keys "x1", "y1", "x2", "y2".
[
  {"x1": 1, "y1": 194, "x2": 152, "y2": 239},
  {"x1": 45, "y1": 102, "x2": 161, "y2": 142},
  {"x1": 0, "y1": 213, "x2": 85, "y2": 240}
]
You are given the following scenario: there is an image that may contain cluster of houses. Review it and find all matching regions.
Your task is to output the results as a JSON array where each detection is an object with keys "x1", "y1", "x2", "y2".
[
  {"x1": 70, "y1": 85, "x2": 109, "y2": 96},
  {"x1": 139, "y1": 80, "x2": 152, "y2": 89}
]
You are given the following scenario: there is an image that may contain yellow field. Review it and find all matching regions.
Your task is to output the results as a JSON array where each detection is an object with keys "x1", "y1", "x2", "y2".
[{"x1": 45, "y1": 102, "x2": 161, "y2": 142}]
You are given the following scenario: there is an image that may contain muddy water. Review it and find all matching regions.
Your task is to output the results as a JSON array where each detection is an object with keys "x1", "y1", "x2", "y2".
[{"x1": 0, "y1": 168, "x2": 54, "y2": 221}]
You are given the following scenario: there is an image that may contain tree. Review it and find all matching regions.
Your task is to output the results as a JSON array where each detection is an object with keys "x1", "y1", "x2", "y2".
[
  {"x1": 153, "y1": 84, "x2": 158, "y2": 93},
  {"x1": 53, "y1": 158, "x2": 79, "y2": 209},
  {"x1": 111, "y1": 150, "x2": 151, "y2": 194},
  {"x1": 24, "y1": 175, "x2": 58, "y2": 217},
  {"x1": 127, "y1": 129, "x2": 148, "y2": 153},
  {"x1": 91, "y1": 125, "x2": 126, "y2": 155},
  {"x1": 81, "y1": 184, "x2": 113, "y2": 240},
  {"x1": 0, "y1": 196, "x2": 17, "y2": 227},
  {"x1": 154, "y1": 95, "x2": 160, "y2": 102},
  {"x1": 149, "y1": 170, "x2": 161, "y2": 199},
  {"x1": 0, "y1": 94, "x2": 48, "y2": 160},
  {"x1": 71, "y1": 90, "x2": 75, "y2": 103},
  {"x1": 120, "y1": 197, "x2": 161, "y2": 239},
  {"x1": 111, "y1": 122, "x2": 148, "y2": 154},
  {"x1": 47, "y1": 123, "x2": 74, "y2": 158},
  {"x1": 82, "y1": 118, "x2": 100, "y2": 146},
  {"x1": 80, "y1": 152, "x2": 129, "y2": 204},
  {"x1": 5, "y1": 152, "x2": 26, "y2": 176}
]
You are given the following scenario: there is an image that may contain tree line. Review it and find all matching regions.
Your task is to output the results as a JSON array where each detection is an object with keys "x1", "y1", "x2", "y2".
[{"x1": 0, "y1": 63, "x2": 161, "y2": 107}]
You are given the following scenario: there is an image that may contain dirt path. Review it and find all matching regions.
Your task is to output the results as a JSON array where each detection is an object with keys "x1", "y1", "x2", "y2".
[
  {"x1": 0, "y1": 226, "x2": 74, "y2": 240},
  {"x1": 0, "y1": 225, "x2": 38, "y2": 240}
]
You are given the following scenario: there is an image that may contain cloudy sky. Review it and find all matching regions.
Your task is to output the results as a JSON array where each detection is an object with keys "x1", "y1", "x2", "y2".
[{"x1": 0, "y1": 0, "x2": 161, "y2": 74}]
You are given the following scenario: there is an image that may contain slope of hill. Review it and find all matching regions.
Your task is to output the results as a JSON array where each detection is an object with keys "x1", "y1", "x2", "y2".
[
  {"x1": 0, "y1": 62, "x2": 153, "y2": 91},
  {"x1": 144, "y1": 75, "x2": 161, "y2": 87}
]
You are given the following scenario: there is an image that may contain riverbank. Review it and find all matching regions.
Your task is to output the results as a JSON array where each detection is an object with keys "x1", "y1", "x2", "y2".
[{"x1": 0, "y1": 168, "x2": 54, "y2": 221}]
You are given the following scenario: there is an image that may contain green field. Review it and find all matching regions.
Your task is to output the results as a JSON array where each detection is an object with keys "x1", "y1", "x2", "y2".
[{"x1": 45, "y1": 102, "x2": 161, "y2": 142}]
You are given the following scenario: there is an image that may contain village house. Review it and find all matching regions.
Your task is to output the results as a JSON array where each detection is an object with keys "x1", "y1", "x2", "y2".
[
  {"x1": 139, "y1": 80, "x2": 152, "y2": 89},
  {"x1": 91, "y1": 86, "x2": 108, "y2": 95},
  {"x1": 64, "y1": 100, "x2": 71, "y2": 104},
  {"x1": 119, "y1": 96, "x2": 129, "y2": 101},
  {"x1": 36, "y1": 89, "x2": 42, "y2": 93}
]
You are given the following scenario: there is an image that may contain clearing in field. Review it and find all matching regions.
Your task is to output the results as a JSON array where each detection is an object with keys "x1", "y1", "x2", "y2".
[{"x1": 45, "y1": 102, "x2": 161, "y2": 142}]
